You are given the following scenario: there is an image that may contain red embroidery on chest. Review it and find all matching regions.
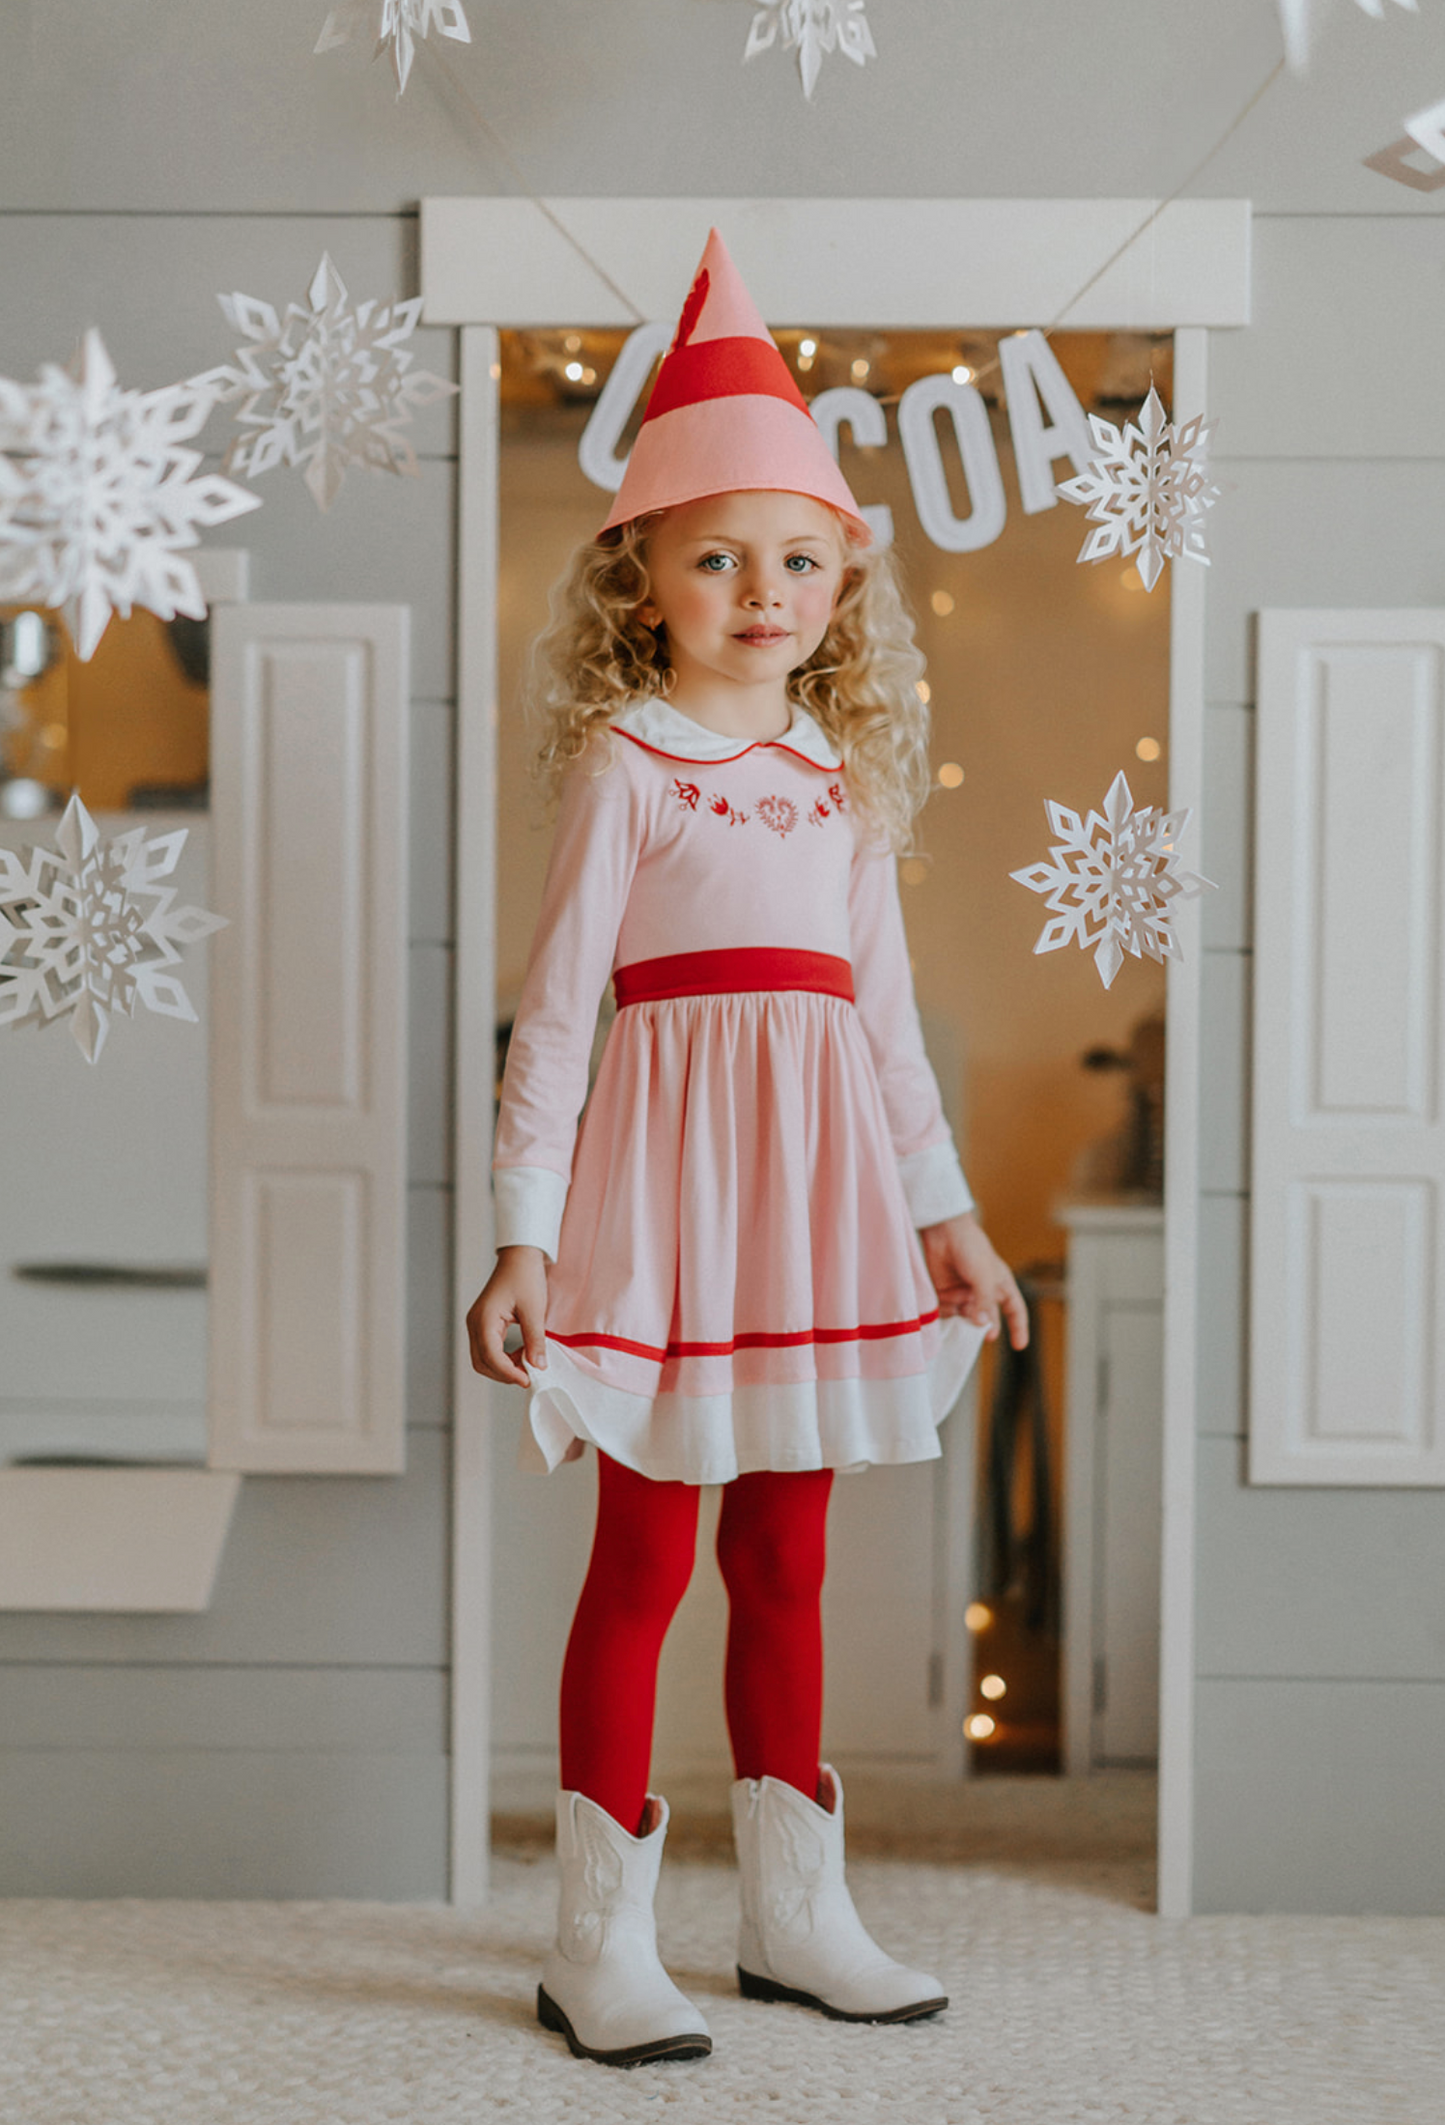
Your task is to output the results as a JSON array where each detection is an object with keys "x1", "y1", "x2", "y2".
[
  {"x1": 708, "y1": 792, "x2": 749, "y2": 825},
  {"x1": 808, "y1": 799, "x2": 831, "y2": 826},
  {"x1": 828, "y1": 781, "x2": 847, "y2": 810},
  {"x1": 672, "y1": 779, "x2": 701, "y2": 811},
  {"x1": 755, "y1": 794, "x2": 799, "y2": 838}
]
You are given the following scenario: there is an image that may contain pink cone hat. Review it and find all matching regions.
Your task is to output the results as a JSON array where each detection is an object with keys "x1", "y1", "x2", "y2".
[{"x1": 599, "y1": 228, "x2": 871, "y2": 546}]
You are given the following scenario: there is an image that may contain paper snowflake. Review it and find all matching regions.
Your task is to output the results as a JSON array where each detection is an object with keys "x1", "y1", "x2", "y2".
[
  {"x1": 0, "y1": 331, "x2": 260, "y2": 662},
  {"x1": 193, "y1": 253, "x2": 458, "y2": 513},
  {"x1": 1010, "y1": 771, "x2": 1215, "y2": 990},
  {"x1": 0, "y1": 794, "x2": 226, "y2": 1063},
  {"x1": 315, "y1": 0, "x2": 471, "y2": 95},
  {"x1": 1056, "y1": 386, "x2": 1219, "y2": 594},
  {"x1": 1278, "y1": 0, "x2": 1416, "y2": 73},
  {"x1": 744, "y1": 0, "x2": 876, "y2": 98}
]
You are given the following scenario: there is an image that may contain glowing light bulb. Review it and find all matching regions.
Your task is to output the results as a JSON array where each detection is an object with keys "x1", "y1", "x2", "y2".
[
  {"x1": 980, "y1": 1673, "x2": 1007, "y2": 1701},
  {"x1": 964, "y1": 1602, "x2": 992, "y2": 1632},
  {"x1": 938, "y1": 762, "x2": 964, "y2": 789},
  {"x1": 799, "y1": 338, "x2": 818, "y2": 358},
  {"x1": 952, "y1": 364, "x2": 974, "y2": 385},
  {"x1": 851, "y1": 357, "x2": 871, "y2": 382},
  {"x1": 915, "y1": 679, "x2": 931, "y2": 704},
  {"x1": 964, "y1": 1713, "x2": 996, "y2": 1741},
  {"x1": 564, "y1": 361, "x2": 584, "y2": 382},
  {"x1": 564, "y1": 333, "x2": 582, "y2": 353},
  {"x1": 931, "y1": 590, "x2": 955, "y2": 617},
  {"x1": 1136, "y1": 736, "x2": 1161, "y2": 762}
]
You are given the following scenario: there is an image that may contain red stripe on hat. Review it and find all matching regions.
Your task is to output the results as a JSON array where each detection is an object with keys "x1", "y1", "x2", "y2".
[{"x1": 643, "y1": 335, "x2": 810, "y2": 424}]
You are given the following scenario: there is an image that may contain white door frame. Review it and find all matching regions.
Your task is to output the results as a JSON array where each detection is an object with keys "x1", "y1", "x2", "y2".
[{"x1": 424, "y1": 195, "x2": 1252, "y2": 1912}]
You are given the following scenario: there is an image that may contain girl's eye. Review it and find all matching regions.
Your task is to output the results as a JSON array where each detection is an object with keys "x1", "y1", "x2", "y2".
[
  {"x1": 785, "y1": 553, "x2": 821, "y2": 573},
  {"x1": 698, "y1": 552, "x2": 736, "y2": 573}
]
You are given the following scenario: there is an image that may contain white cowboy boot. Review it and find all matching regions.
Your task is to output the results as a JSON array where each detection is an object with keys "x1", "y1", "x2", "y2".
[
  {"x1": 537, "y1": 1790, "x2": 712, "y2": 2066},
  {"x1": 731, "y1": 1765, "x2": 947, "y2": 2023}
]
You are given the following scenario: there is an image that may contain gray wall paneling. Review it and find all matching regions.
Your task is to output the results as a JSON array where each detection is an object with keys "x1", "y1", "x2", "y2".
[
  {"x1": 0, "y1": 207, "x2": 455, "y2": 1895},
  {"x1": 1192, "y1": 212, "x2": 1445, "y2": 1913},
  {"x1": 1193, "y1": 1680, "x2": 1445, "y2": 1915}
]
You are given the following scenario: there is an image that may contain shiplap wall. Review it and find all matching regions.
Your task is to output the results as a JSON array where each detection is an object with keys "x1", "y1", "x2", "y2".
[
  {"x1": 3, "y1": 0, "x2": 1445, "y2": 1908},
  {"x1": 1196, "y1": 215, "x2": 1445, "y2": 1914},
  {"x1": 0, "y1": 217, "x2": 456, "y2": 1895}
]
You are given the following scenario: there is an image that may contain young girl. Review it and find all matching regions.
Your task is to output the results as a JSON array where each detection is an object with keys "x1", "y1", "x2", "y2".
[{"x1": 467, "y1": 231, "x2": 1027, "y2": 2069}]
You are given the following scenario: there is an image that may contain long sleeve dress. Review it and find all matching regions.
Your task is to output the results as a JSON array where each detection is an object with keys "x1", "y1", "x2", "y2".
[{"x1": 492, "y1": 694, "x2": 985, "y2": 1484}]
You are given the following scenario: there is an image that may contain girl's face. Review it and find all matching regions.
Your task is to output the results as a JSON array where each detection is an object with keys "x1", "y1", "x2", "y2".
[{"x1": 637, "y1": 491, "x2": 850, "y2": 702}]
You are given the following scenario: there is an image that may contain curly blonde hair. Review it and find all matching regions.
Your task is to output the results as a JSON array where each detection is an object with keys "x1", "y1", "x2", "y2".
[{"x1": 526, "y1": 509, "x2": 934, "y2": 853}]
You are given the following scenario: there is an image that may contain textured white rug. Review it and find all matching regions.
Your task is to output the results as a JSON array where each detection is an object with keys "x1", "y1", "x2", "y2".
[{"x1": 1, "y1": 1856, "x2": 1441, "y2": 2124}]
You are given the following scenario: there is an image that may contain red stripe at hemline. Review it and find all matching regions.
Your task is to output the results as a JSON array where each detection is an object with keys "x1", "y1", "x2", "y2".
[{"x1": 549, "y1": 1310, "x2": 942, "y2": 1365}]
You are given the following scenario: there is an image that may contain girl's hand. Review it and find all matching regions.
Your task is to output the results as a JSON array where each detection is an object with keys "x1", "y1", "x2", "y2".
[
  {"x1": 466, "y1": 1246, "x2": 551, "y2": 1387},
  {"x1": 919, "y1": 1212, "x2": 1029, "y2": 1350}
]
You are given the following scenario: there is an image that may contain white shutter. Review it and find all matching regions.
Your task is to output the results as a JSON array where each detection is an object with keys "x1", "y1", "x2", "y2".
[
  {"x1": 1251, "y1": 610, "x2": 1445, "y2": 1485},
  {"x1": 208, "y1": 605, "x2": 410, "y2": 1473}
]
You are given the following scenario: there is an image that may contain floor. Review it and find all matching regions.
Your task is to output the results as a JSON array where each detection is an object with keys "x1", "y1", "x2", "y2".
[{"x1": 2, "y1": 1776, "x2": 1440, "y2": 2125}]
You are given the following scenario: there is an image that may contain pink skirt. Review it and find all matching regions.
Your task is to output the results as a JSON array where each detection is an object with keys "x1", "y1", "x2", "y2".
[{"x1": 522, "y1": 948, "x2": 983, "y2": 1483}]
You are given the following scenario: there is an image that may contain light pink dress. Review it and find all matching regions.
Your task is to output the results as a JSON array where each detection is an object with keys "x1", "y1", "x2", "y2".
[{"x1": 493, "y1": 696, "x2": 984, "y2": 1484}]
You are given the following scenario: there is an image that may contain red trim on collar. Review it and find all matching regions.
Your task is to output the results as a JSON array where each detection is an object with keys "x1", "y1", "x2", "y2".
[{"x1": 613, "y1": 725, "x2": 842, "y2": 772}]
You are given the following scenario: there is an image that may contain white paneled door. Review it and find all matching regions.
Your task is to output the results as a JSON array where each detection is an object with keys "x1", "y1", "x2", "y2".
[
  {"x1": 209, "y1": 606, "x2": 410, "y2": 1474},
  {"x1": 1252, "y1": 612, "x2": 1445, "y2": 1485}
]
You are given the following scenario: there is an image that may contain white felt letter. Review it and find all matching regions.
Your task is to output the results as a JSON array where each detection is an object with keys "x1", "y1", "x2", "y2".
[
  {"x1": 578, "y1": 321, "x2": 672, "y2": 493},
  {"x1": 999, "y1": 330, "x2": 1094, "y2": 516},
  {"x1": 897, "y1": 374, "x2": 1006, "y2": 554},
  {"x1": 808, "y1": 386, "x2": 894, "y2": 550}
]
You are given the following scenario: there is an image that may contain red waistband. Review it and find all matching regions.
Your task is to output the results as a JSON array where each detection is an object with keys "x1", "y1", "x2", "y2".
[{"x1": 613, "y1": 947, "x2": 855, "y2": 1008}]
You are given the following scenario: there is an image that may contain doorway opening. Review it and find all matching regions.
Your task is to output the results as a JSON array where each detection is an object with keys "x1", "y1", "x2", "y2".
[{"x1": 485, "y1": 321, "x2": 1172, "y2": 1810}]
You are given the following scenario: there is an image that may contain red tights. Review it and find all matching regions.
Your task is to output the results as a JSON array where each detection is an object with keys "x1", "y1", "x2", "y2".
[{"x1": 559, "y1": 1453, "x2": 833, "y2": 1833}]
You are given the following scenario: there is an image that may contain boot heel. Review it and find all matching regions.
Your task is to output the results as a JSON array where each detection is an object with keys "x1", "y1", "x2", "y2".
[
  {"x1": 738, "y1": 1965, "x2": 814, "y2": 2008},
  {"x1": 537, "y1": 1985, "x2": 567, "y2": 2036}
]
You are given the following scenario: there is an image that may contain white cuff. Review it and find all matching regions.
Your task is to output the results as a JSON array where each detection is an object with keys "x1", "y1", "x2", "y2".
[
  {"x1": 492, "y1": 1166, "x2": 569, "y2": 1264},
  {"x1": 898, "y1": 1140, "x2": 974, "y2": 1227}
]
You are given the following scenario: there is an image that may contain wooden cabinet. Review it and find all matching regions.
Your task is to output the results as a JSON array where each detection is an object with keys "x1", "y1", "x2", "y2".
[{"x1": 1060, "y1": 1203, "x2": 1164, "y2": 1774}]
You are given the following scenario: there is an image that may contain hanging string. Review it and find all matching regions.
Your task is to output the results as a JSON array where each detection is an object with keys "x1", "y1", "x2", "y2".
[
  {"x1": 417, "y1": 42, "x2": 646, "y2": 324},
  {"x1": 1047, "y1": 56, "x2": 1284, "y2": 336},
  {"x1": 414, "y1": 38, "x2": 1283, "y2": 379},
  {"x1": 948, "y1": 53, "x2": 1287, "y2": 398}
]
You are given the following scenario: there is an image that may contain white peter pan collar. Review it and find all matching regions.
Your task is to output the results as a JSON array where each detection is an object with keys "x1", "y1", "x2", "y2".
[{"x1": 611, "y1": 694, "x2": 844, "y2": 771}]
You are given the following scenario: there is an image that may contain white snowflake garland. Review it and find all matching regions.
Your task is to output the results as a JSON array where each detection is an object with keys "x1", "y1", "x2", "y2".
[
  {"x1": 1056, "y1": 385, "x2": 1219, "y2": 594},
  {"x1": 193, "y1": 253, "x2": 458, "y2": 513},
  {"x1": 0, "y1": 794, "x2": 226, "y2": 1063},
  {"x1": 744, "y1": 0, "x2": 876, "y2": 99},
  {"x1": 0, "y1": 331, "x2": 260, "y2": 662},
  {"x1": 315, "y1": 0, "x2": 471, "y2": 96},
  {"x1": 1010, "y1": 771, "x2": 1216, "y2": 991}
]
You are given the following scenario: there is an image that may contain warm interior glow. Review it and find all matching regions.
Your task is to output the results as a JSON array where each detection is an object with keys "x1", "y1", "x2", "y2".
[
  {"x1": 964, "y1": 1713, "x2": 997, "y2": 1740},
  {"x1": 952, "y1": 364, "x2": 974, "y2": 385},
  {"x1": 979, "y1": 1673, "x2": 1007, "y2": 1700},
  {"x1": 915, "y1": 679, "x2": 931, "y2": 703},
  {"x1": 938, "y1": 762, "x2": 964, "y2": 788},
  {"x1": 931, "y1": 589, "x2": 956, "y2": 616},
  {"x1": 900, "y1": 858, "x2": 929, "y2": 886},
  {"x1": 1136, "y1": 735, "x2": 1161, "y2": 762},
  {"x1": 964, "y1": 1602, "x2": 993, "y2": 1631}
]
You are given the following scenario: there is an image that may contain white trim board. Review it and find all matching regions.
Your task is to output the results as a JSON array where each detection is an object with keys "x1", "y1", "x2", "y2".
[
  {"x1": 433, "y1": 200, "x2": 1231, "y2": 1912},
  {"x1": 0, "y1": 1469, "x2": 240, "y2": 1611},
  {"x1": 421, "y1": 198, "x2": 1251, "y2": 331}
]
